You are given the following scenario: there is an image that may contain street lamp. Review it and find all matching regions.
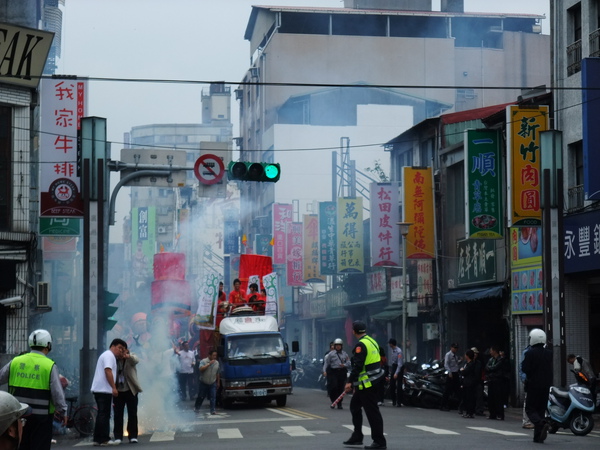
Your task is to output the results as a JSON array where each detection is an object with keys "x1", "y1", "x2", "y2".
[{"x1": 398, "y1": 222, "x2": 413, "y2": 359}]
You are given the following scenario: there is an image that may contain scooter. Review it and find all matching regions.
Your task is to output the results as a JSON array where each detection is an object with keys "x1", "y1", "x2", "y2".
[{"x1": 547, "y1": 370, "x2": 595, "y2": 436}]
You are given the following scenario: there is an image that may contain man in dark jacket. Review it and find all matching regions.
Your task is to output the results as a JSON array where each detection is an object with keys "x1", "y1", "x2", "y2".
[
  {"x1": 522, "y1": 329, "x2": 553, "y2": 443},
  {"x1": 485, "y1": 345, "x2": 508, "y2": 420}
]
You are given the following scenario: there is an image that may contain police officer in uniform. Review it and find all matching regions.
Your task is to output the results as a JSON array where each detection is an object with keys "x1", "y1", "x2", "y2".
[
  {"x1": 0, "y1": 329, "x2": 67, "y2": 450},
  {"x1": 343, "y1": 320, "x2": 386, "y2": 449}
]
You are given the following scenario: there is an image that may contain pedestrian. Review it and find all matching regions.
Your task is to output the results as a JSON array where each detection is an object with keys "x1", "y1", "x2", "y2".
[
  {"x1": 323, "y1": 338, "x2": 351, "y2": 409},
  {"x1": 377, "y1": 345, "x2": 387, "y2": 406},
  {"x1": 195, "y1": 349, "x2": 220, "y2": 415},
  {"x1": 567, "y1": 353, "x2": 597, "y2": 399},
  {"x1": 174, "y1": 340, "x2": 195, "y2": 402},
  {"x1": 228, "y1": 278, "x2": 246, "y2": 308},
  {"x1": 0, "y1": 329, "x2": 67, "y2": 450},
  {"x1": 0, "y1": 391, "x2": 29, "y2": 450},
  {"x1": 343, "y1": 320, "x2": 386, "y2": 450},
  {"x1": 216, "y1": 281, "x2": 229, "y2": 328},
  {"x1": 113, "y1": 348, "x2": 142, "y2": 444},
  {"x1": 440, "y1": 343, "x2": 461, "y2": 411},
  {"x1": 388, "y1": 339, "x2": 403, "y2": 407},
  {"x1": 499, "y1": 349, "x2": 511, "y2": 408},
  {"x1": 91, "y1": 338, "x2": 127, "y2": 446},
  {"x1": 471, "y1": 347, "x2": 486, "y2": 416},
  {"x1": 521, "y1": 329, "x2": 553, "y2": 443},
  {"x1": 459, "y1": 349, "x2": 478, "y2": 418},
  {"x1": 519, "y1": 345, "x2": 534, "y2": 429},
  {"x1": 485, "y1": 345, "x2": 508, "y2": 420}
]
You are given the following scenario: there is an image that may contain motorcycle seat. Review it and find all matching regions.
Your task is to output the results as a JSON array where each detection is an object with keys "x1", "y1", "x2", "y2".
[{"x1": 550, "y1": 386, "x2": 569, "y2": 398}]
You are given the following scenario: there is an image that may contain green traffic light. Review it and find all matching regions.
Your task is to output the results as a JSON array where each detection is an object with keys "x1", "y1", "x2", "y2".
[
  {"x1": 227, "y1": 161, "x2": 280, "y2": 182},
  {"x1": 264, "y1": 164, "x2": 280, "y2": 180}
]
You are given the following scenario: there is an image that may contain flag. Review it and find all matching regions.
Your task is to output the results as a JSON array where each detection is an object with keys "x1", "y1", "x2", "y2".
[{"x1": 242, "y1": 234, "x2": 247, "y2": 246}]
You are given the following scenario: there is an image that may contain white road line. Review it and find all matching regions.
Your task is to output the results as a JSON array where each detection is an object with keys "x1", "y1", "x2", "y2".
[
  {"x1": 467, "y1": 427, "x2": 528, "y2": 436},
  {"x1": 406, "y1": 425, "x2": 460, "y2": 435},
  {"x1": 191, "y1": 416, "x2": 311, "y2": 426},
  {"x1": 343, "y1": 424, "x2": 388, "y2": 436},
  {"x1": 218, "y1": 428, "x2": 244, "y2": 439},
  {"x1": 149, "y1": 431, "x2": 176, "y2": 442},
  {"x1": 281, "y1": 425, "x2": 314, "y2": 437},
  {"x1": 266, "y1": 407, "x2": 305, "y2": 418}
]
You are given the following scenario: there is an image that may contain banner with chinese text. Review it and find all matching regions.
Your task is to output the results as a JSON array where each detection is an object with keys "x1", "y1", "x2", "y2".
[
  {"x1": 465, "y1": 129, "x2": 503, "y2": 238},
  {"x1": 416, "y1": 260, "x2": 434, "y2": 307},
  {"x1": 40, "y1": 78, "x2": 87, "y2": 217},
  {"x1": 319, "y1": 202, "x2": 337, "y2": 275},
  {"x1": 286, "y1": 222, "x2": 304, "y2": 286},
  {"x1": 263, "y1": 272, "x2": 280, "y2": 322},
  {"x1": 273, "y1": 203, "x2": 292, "y2": 265},
  {"x1": 402, "y1": 167, "x2": 435, "y2": 259},
  {"x1": 303, "y1": 215, "x2": 324, "y2": 282},
  {"x1": 457, "y1": 238, "x2": 496, "y2": 287},
  {"x1": 370, "y1": 182, "x2": 400, "y2": 266},
  {"x1": 507, "y1": 105, "x2": 549, "y2": 227},
  {"x1": 254, "y1": 234, "x2": 273, "y2": 257},
  {"x1": 564, "y1": 209, "x2": 600, "y2": 273},
  {"x1": 337, "y1": 197, "x2": 364, "y2": 273}
]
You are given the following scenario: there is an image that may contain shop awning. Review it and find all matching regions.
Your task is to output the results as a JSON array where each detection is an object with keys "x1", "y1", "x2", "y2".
[
  {"x1": 443, "y1": 283, "x2": 504, "y2": 303},
  {"x1": 371, "y1": 308, "x2": 403, "y2": 321},
  {"x1": 343, "y1": 296, "x2": 387, "y2": 309}
]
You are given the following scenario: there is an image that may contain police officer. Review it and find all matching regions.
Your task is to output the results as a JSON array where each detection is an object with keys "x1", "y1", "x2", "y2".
[
  {"x1": 0, "y1": 329, "x2": 67, "y2": 450},
  {"x1": 343, "y1": 320, "x2": 386, "y2": 450},
  {"x1": 0, "y1": 391, "x2": 29, "y2": 450},
  {"x1": 521, "y1": 328, "x2": 553, "y2": 443},
  {"x1": 323, "y1": 338, "x2": 350, "y2": 409}
]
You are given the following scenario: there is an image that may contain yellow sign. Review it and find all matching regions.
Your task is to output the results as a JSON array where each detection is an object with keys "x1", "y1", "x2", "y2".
[
  {"x1": 507, "y1": 106, "x2": 549, "y2": 226},
  {"x1": 402, "y1": 167, "x2": 435, "y2": 259},
  {"x1": 303, "y1": 215, "x2": 324, "y2": 282}
]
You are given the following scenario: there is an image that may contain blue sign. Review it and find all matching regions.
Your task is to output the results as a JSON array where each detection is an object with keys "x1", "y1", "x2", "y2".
[
  {"x1": 224, "y1": 220, "x2": 239, "y2": 255},
  {"x1": 564, "y1": 209, "x2": 600, "y2": 273},
  {"x1": 582, "y1": 58, "x2": 600, "y2": 200}
]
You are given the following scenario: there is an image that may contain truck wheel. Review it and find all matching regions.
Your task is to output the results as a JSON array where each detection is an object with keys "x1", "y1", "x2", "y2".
[
  {"x1": 275, "y1": 395, "x2": 287, "y2": 407},
  {"x1": 222, "y1": 398, "x2": 234, "y2": 409},
  {"x1": 570, "y1": 411, "x2": 594, "y2": 436}
]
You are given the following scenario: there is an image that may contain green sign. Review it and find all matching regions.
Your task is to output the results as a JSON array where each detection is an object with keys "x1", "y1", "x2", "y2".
[
  {"x1": 457, "y1": 238, "x2": 496, "y2": 287},
  {"x1": 465, "y1": 129, "x2": 503, "y2": 239},
  {"x1": 39, "y1": 218, "x2": 81, "y2": 236}
]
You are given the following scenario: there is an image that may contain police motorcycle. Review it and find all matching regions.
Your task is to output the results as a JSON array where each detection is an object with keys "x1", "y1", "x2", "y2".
[{"x1": 547, "y1": 369, "x2": 595, "y2": 436}]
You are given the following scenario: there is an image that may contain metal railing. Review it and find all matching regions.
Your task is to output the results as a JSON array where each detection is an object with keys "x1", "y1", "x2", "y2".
[
  {"x1": 567, "y1": 39, "x2": 582, "y2": 76},
  {"x1": 567, "y1": 184, "x2": 585, "y2": 212},
  {"x1": 590, "y1": 28, "x2": 600, "y2": 57}
]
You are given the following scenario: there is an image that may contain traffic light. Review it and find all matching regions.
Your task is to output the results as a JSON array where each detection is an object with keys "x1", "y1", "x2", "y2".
[
  {"x1": 103, "y1": 290, "x2": 119, "y2": 331},
  {"x1": 227, "y1": 161, "x2": 281, "y2": 182}
]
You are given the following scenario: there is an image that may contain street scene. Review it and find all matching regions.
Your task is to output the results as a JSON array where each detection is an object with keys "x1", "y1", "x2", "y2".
[{"x1": 1, "y1": 0, "x2": 600, "y2": 449}]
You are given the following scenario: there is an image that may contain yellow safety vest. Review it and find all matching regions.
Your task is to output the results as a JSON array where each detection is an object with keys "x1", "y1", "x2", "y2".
[
  {"x1": 356, "y1": 335, "x2": 382, "y2": 390},
  {"x1": 9, "y1": 352, "x2": 55, "y2": 415}
]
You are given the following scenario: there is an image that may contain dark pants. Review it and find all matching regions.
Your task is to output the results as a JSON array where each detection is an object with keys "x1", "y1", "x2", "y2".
[
  {"x1": 327, "y1": 368, "x2": 347, "y2": 405},
  {"x1": 195, "y1": 381, "x2": 217, "y2": 413},
  {"x1": 93, "y1": 393, "x2": 113, "y2": 444},
  {"x1": 349, "y1": 379, "x2": 386, "y2": 447},
  {"x1": 113, "y1": 390, "x2": 138, "y2": 441},
  {"x1": 475, "y1": 382, "x2": 485, "y2": 414},
  {"x1": 488, "y1": 380, "x2": 504, "y2": 419},
  {"x1": 20, "y1": 414, "x2": 53, "y2": 450},
  {"x1": 525, "y1": 386, "x2": 549, "y2": 441},
  {"x1": 441, "y1": 372, "x2": 460, "y2": 409},
  {"x1": 389, "y1": 364, "x2": 401, "y2": 405},
  {"x1": 463, "y1": 385, "x2": 476, "y2": 416},
  {"x1": 177, "y1": 372, "x2": 195, "y2": 401}
]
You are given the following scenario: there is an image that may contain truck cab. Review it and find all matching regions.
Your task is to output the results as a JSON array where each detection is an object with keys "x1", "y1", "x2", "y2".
[{"x1": 218, "y1": 313, "x2": 296, "y2": 407}]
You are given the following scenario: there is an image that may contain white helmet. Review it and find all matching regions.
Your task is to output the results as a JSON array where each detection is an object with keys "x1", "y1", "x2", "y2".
[
  {"x1": 28, "y1": 329, "x2": 52, "y2": 351},
  {"x1": 0, "y1": 391, "x2": 28, "y2": 435},
  {"x1": 334, "y1": 338, "x2": 343, "y2": 345},
  {"x1": 529, "y1": 328, "x2": 547, "y2": 346}
]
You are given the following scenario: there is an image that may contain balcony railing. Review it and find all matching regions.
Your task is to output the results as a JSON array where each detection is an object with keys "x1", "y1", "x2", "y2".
[
  {"x1": 590, "y1": 28, "x2": 600, "y2": 57},
  {"x1": 567, "y1": 39, "x2": 582, "y2": 76},
  {"x1": 567, "y1": 184, "x2": 585, "y2": 212}
]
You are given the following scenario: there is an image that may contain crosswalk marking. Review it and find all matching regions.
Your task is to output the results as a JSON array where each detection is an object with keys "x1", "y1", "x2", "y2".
[
  {"x1": 149, "y1": 431, "x2": 175, "y2": 442},
  {"x1": 343, "y1": 424, "x2": 388, "y2": 436},
  {"x1": 217, "y1": 428, "x2": 243, "y2": 439},
  {"x1": 280, "y1": 426, "x2": 315, "y2": 437},
  {"x1": 406, "y1": 425, "x2": 459, "y2": 435},
  {"x1": 267, "y1": 408, "x2": 304, "y2": 419},
  {"x1": 467, "y1": 427, "x2": 528, "y2": 436}
]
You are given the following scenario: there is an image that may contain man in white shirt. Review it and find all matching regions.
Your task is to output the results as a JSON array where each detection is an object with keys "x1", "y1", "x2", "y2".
[
  {"x1": 91, "y1": 338, "x2": 127, "y2": 446},
  {"x1": 174, "y1": 341, "x2": 195, "y2": 402}
]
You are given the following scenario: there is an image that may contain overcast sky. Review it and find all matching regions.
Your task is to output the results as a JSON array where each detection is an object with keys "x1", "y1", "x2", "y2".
[{"x1": 59, "y1": 0, "x2": 550, "y2": 241}]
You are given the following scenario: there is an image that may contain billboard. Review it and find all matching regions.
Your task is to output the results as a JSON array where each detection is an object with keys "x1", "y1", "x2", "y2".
[
  {"x1": 303, "y1": 215, "x2": 324, "y2": 282},
  {"x1": 370, "y1": 182, "x2": 400, "y2": 266},
  {"x1": 272, "y1": 203, "x2": 292, "y2": 265},
  {"x1": 337, "y1": 197, "x2": 364, "y2": 273},
  {"x1": 286, "y1": 222, "x2": 304, "y2": 286},
  {"x1": 402, "y1": 167, "x2": 435, "y2": 259},
  {"x1": 319, "y1": 201, "x2": 337, "y2": 275}
]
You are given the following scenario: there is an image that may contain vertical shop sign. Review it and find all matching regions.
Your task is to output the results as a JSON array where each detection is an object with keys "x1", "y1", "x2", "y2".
[
  {"x1": 273, "y1": 203, "x2": 292, "y2": 265},
  {"x1": 337, "y1": 197, "x2": 364, "y2": 273},
  {"x1": 286, "y1": 222, "x2": 304, "y2": 286},
  {"x1": 319, "y1": 202, "x2": 337, "y2": 275},
  {"x1": 303, "y1": 215, "x2": 324, "y2": 282},
  {"x1": 402, "y1": 167, "x2": 435, "y2": 259},
  {"x1": 370, "y1": 182, "x2": 400, "y2": 266}
]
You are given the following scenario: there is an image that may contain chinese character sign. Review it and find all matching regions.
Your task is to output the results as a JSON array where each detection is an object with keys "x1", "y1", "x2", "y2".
[
  {"x1": 286, "y1": 222, "x2": 305, "y2": 286},
  {"x1": 370, "y1": 182, "x2": 400, "y2": 266},
  {"x1": 132, "y1": 207, "x2": 156, "y2": 282},
  {"x1": 456, "y1": 239, "x2": 497, "y2": 286},
  {"x1": 507, "y1": 105, "x2": 549, "y2": 227},
  {"x1": 511, "y1": 265, "x2": 543, "y2": 315},
  {"x1": 337, "y1": 197, "x2": 364, "y2": 273},
  {"x1": 465, "y1": 129, "x2": 503, "y2": 239},
  {"x1": 319, "y1": 202, "x2": 337, "y2": 275},
  {"x1": 563, "y1": 209, "x2": 600, "y2": 273},
  {"x1": 303, "y1": 215, "x2": 324, "y2": 282},
  {"x1": 416, "y1": 260, "x2": 434, "y2": 306},
  {"x1": 272, "y1": 203, "x2": 292, "y2": 265},
  {"x1": 366, "y1": 268, "x2": 386, "y2": 295},
  {"x1": 402, "y1": 167, "x2": 435, "y2": 259},
  {"x1": 254, "y1": 234, "x2": 273, "y2": 257},
  {"x1": 40, "y1": 78, "x2": 87, "y2": 217}
]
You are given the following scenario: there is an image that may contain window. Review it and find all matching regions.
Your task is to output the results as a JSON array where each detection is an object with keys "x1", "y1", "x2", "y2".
[
  {"x1": 0, "y1": 106, "x2": 11, "y2": 230},
  {"x1": 568, "y1": 3, "x2": 582, "y2": 75},
  {"x1": 567, "y1": 140, "x2": 584, "y2": 211}
]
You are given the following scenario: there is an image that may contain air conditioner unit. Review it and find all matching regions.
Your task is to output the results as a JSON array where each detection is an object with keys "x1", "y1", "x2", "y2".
[
  {"x1": 36, "y1": 282, "x2": 51, "y2": 308},
  {"x1": 157, "y1": 226, "x2": 167, "y2": 234}
]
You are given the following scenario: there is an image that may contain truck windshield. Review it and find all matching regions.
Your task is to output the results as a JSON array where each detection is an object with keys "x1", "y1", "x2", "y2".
[{"x1": 227, "y1": 335, "x2": 286, "y2": 360}]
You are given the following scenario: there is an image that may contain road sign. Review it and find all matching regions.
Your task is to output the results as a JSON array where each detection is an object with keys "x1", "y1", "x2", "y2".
[
  {"x1": 39, "y1": 218, "x2": 81, "y2": 236},
  {"x1": 194, "y1": 154, "x2": 225, "y2": 185}
]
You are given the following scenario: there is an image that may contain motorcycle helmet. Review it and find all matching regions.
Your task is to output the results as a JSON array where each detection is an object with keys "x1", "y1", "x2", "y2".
[
  {"x1": 352, "y1": 320, "x2": 367, "y2": 334},
  {"x1": 529, "y1": 328, "x2": 547, "y2": 346},
  {"x1": 334, "y1": 338, "x2": 343, "y2": 345},
  {"x1": 0, "y1": 391, "x2": 28, "y2": 436},
  {"x1": 28, "y1": 329, "x2": 52, "y2": 351}
]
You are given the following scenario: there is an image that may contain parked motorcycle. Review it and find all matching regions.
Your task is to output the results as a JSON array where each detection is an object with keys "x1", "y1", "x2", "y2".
[{"x1": 547, "y1": 370, "x2": 595, "y2": 436}]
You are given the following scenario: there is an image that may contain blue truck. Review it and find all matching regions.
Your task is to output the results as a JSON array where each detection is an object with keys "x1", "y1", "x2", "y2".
[{"x1": 218, "y1": 313, "x2": 298, "y2": 407}]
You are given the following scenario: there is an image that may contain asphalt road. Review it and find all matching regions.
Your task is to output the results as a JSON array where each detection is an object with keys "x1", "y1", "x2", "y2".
[{"x1": 52, "y1": 387, "x2": 600, "y2": 449}]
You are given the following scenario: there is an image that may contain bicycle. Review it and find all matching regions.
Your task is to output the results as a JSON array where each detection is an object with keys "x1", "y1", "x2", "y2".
[{"x1": 54, "y1": 396, "x2": 98, "y2": 437}]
